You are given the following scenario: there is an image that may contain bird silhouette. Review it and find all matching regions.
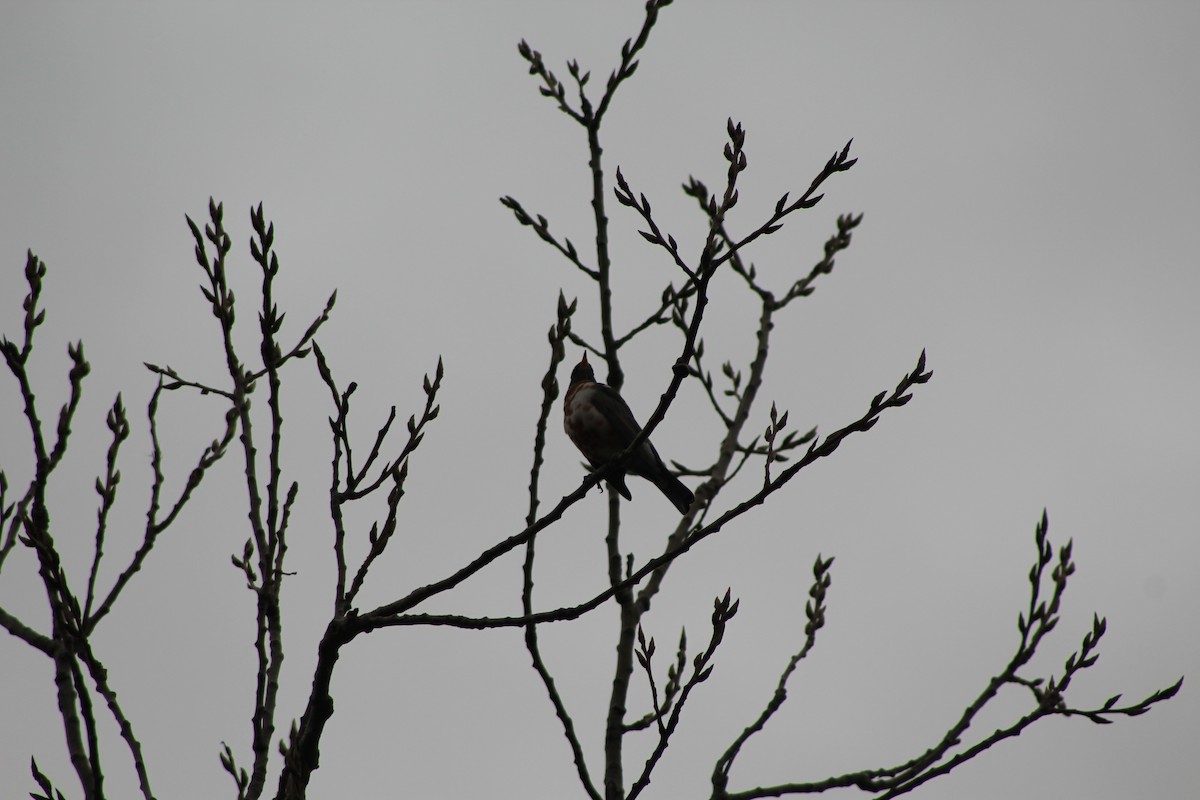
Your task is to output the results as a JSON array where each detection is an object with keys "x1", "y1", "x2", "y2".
[{"x1": 563, "y1": 353, "x2": 695, "y2": 514}]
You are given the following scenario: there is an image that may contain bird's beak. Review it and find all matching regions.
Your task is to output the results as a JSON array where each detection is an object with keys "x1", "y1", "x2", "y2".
[{"x1": 579, "y1": 352, "x2": 589, "y2": 367}]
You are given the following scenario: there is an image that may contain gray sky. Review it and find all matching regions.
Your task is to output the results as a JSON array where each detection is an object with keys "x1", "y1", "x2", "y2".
[{"x1": 2, "y1": 2, "x2": 1197, "y2": 798}]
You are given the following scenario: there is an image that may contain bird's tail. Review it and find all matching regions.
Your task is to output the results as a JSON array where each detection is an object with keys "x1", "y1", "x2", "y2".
[{"x1": 653, "y1": 470, "x2": 694, "y2": 515}]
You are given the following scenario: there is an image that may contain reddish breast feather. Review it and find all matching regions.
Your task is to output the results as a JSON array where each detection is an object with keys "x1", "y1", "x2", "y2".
[{"x1": 564, "y1": 384, "x2": 616, "y2": 463}]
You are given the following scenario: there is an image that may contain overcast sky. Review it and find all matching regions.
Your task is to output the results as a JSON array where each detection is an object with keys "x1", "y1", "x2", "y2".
[{"x1": 1, "y1": 2, "x2": 1197, "y2": 799}]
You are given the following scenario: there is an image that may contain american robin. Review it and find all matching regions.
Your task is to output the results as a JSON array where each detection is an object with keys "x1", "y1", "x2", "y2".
[{"x1": 564, "y1": 353, "x2": 695, "y2": 514}]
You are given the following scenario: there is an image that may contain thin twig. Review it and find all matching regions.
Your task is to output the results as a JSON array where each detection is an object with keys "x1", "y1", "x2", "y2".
[
  {"x1": 521, "y1": 294, "x2": 599, "y2": 799},
  {"x1": 712, "y1": 516, "x2": 1183, "y2": 799}
]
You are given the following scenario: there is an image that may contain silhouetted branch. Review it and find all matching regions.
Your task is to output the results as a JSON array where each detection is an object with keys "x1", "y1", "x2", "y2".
[
  {"x1": 628, "y1": 591, "x2": 738, "y2": 800},
  {"x1": 712, "y1": 515, "x2": 1183, "y2": 799},
  {"x1": 614, "y1": 168, "x2": 694, "y2": 279},
  {"x1": 516, "y1": 0, "x2": 674, "y2": 126},
  {"x1": 77, "y1": 641, "x2": 155, "y2": 800},
  {"x1": 82, "y1": 396, "x2": 129, "y2": 622},
  {"x1": 141, "y1": 363, "x2": 234, "y2": 399},
  {"x1": 314, "y1": 341, "x2": 443, "y2": 612},
  {"x1": 0, "y1": 468, "x2": 28, "y2": 575},
  {"x1": 634, "y1": 171, "x2": 863, "y2": 609},
  {"x1": 612, "y1": 282, "x2": 684, "y2": 348},
  {"x1": 0, "y1": 241, "x2": 252, "y2": 798},
  {"x1": 30, "y1": 757, "x2": 68, "y2": 800},
  {"x1": 365, "y1": 352, "x2": 929, "y2": 634},
  {"x1": 219, "y1": 741, "x2": 251, "y2": 800},
  {"x1": 499, "y1": 197, "x2": 598, "y2": 280},
  {"x1": 85, "y1": 379, "x2": 237, "y2": 635},
  {"x1": 628, "y1": 627, "x2": 686, "y2": 733},
  {"x1": 714, "y1": 141, "x2": 858, "y2": 272},
  {"x1": 520, "y1": 293, "x2": 599, "y2": 800},
  {"x1": 713, "y1": 556, "x2": 833, "y2": 796},
  {"x1": 181, "y1": 199, "x2": 338, "y2": 800}
]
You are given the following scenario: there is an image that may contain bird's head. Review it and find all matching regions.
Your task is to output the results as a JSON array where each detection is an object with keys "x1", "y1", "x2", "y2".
[{"x1": 570, "y1": 352, "x2": 596, "y2": 386}]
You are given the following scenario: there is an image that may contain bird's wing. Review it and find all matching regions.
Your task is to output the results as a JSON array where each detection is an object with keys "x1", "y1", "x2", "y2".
[{"x1": 592, "y1": 384, "x2": 644, "y2": 446}]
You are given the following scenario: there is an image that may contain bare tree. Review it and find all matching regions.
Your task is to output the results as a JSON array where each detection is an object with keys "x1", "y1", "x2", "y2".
[{"x1": 1, "y1": 3, "x2": 1181, "y2": 800}]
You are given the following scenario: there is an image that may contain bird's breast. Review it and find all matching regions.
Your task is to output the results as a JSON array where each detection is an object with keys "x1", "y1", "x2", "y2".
[{"x1": 564, "y1": 383, "x2": 621, "y2": 463}]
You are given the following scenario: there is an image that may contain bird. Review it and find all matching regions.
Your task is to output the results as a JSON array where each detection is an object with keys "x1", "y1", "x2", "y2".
[{"x1": 563, "y1": 352, "x2": 695, "y2": 514}]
